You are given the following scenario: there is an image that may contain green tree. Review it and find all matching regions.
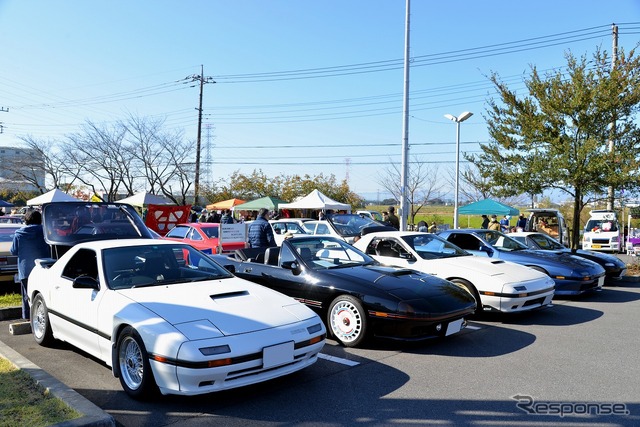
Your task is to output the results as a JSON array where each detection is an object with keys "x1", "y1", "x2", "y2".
[{"x1": 468, "y1": 48, "x2": 640, "y2": 249}]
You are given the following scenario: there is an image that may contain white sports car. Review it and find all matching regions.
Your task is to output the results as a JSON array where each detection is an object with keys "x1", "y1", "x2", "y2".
[
  {"x1": 28, "y1": 202, "x2": 325, "y2": 399},
  {"x1": 354, "y1": 231, "x2": 555, "y2": 314}
]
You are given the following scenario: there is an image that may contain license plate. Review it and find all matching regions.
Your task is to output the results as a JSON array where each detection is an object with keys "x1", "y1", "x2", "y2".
[
  {"x1": 592, "y1": 244, "x2": 601, "y2": 249},
  {"x1": 597, "y1": 276, "x2": 605, "y2": 288},
  {"x1": 263, "y1": 341, "x2": 294, "y2": 369},
  {"x1": 445, "y1": 319, "x2": 464, "y2": 336}
]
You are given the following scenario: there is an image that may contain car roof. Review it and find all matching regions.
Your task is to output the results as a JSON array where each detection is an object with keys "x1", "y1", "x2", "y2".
[{"x1": 76, "y1": 238, "x2": 187, "y2": 251}]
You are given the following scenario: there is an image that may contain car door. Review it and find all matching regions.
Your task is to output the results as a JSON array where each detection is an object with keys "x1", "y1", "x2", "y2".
[{"x1": 48, "y1": 248, "x2": 105, "y2": 358}]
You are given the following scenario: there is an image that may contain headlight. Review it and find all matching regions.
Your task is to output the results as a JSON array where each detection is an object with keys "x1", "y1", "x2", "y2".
[
  {"x1": 583, "y1": 236, "x2": 591, "y2": 243},
  {"x1": 612, "y1": 236, "x2": 619, "y2": 243}
]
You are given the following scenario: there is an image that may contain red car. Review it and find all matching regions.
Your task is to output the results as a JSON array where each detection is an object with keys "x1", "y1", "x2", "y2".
[{"x1": 163, "y1": 223, "x2": 246, "y2": 254}]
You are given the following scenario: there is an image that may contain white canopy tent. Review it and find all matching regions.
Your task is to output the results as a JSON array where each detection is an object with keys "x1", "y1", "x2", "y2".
[
  {"x1": 117, "y1": 191, "x2": 172, "y2": 207},
  {"x1": 27, "y1": 189, "x2": 80, "y2": 205},
  {"x1": 278, "y1": 189, "x2": 351, "y2": 213}
]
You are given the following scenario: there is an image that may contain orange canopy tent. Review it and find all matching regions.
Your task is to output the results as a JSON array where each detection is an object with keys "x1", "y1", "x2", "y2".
[{"x1": 206, "y1": 198, "x2": 246, "y2": 210}]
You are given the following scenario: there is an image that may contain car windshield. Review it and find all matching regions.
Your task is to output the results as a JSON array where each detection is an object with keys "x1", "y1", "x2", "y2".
[
  {"x1": 401, "y1": 233, "x2": 470, "y2": 259},
  {"x1": 104, "y1": 243, "x2": 233, "y2": 290},
  {"x1": 529, "y1": 233, "x2": 565, "y2": 250},
  {"x1": 475, "y1": 230, "x2": 528, "y2": 251},
  {"x1": 289, "y1": 236, "x2": 374, "y2": 270},
  {"x1": 328, "y1": 214, "x2": 380, "y2": 236},
  {"x1": 585, "y1": 219, "x2": 618, "y2": 232}
]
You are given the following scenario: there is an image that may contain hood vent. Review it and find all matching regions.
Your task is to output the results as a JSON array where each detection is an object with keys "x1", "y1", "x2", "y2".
[{"x1": 210, "y1": 291, "x2": 249, "y2": 301}]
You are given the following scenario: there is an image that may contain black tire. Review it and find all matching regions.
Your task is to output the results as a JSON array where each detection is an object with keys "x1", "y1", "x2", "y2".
[
  {"x1": 116, "y1": 326, "x2": 158, "y2": 399},
  {"x1": 450, "y1": 278, "x2": 481, "y2": 315},
  {"x1": 327, "y1": 295, "x2": 368, "y2": 347},
  {"x1": 31, "y1": 293, "x2": 54, "y2": 346}
]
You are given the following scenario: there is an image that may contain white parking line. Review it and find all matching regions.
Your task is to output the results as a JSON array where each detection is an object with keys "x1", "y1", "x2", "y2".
[{"x1": 318, "y1": 353, "x2": 360, "y2": 366}]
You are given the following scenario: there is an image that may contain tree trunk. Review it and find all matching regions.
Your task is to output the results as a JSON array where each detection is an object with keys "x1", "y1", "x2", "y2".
[{"x1": 571, "y1": 191, "x2": 583, "y2": 252}]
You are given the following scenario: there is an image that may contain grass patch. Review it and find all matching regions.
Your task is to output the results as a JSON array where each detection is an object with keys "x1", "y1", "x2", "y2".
[
  {"x1": 0, "y1": 357, "x2": 81, "y2": 427},
  {"x1": 0, "y1": 293, "x2": 21, "y2": 308}
]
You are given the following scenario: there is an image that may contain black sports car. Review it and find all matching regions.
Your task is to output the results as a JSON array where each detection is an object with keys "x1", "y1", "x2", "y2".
[{"x1": 212, "y1": 236, "x2": 476, "y2": 347}]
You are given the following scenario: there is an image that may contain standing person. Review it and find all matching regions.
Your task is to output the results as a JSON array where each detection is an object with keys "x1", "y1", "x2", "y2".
[
  {"x1": 481, "y1": 214, "x2": 489, "y2": 229},
  {"x1": 417, "y1": 220, "x2": 427, "y2": 232},
  {"x1": 500, "y1": 215, "x2": 510, "y2": 233},
  {"x1": 220, "y1": 209, "x2": 234, "y2": 224},
  {"x1": 516, "y1": 214, "x2": 527, "y2": 230},
  {"x1": 10, "y1": 210, "x2": 50, "y2": 320},
  {"x1": 488, "y1": 215, "x2": 501, "y2": 231},
  {"x1": 248, "y1": 208, "x2": 276, "y2": 249},
  {"x1": 387, "y1": 206, "x2": 400, "y2": 230},
  {"x1": 428, "y1": 221, "x2": 437, "y2": 233}
]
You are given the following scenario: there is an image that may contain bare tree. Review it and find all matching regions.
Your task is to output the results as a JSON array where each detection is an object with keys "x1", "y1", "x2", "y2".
[
  {"x1": 66, "y1": 121, "x2": 128, "y2": 202},
  {"x1": 377, "y1": 157, "x2": 443, "y2": 225},
  {"x1": 13, "y1": 136, "x2": 73, "y2": 193}
]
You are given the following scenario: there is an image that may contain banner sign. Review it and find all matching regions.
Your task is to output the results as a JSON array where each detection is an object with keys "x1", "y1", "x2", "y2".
[{"x1": 146, "y1": 204, "x2": 191, "y2": 235}]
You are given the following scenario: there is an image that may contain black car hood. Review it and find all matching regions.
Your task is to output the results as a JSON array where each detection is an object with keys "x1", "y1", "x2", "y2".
[{"x1": 322, "y1": 264, "x2": 476, "y2": 313}]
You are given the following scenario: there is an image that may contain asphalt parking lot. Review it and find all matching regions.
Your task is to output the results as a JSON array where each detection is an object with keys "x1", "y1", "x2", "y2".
[{"x1": 1, "y1": 276, "x2": 640, "y2": 427}]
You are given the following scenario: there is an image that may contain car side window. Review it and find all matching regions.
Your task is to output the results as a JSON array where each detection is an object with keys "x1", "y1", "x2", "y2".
[
  {"x1": 447, "y1": 234, "x2": 478, "y2": 251},
  {"x1": 187, "y1": 228, "x2": 203, "y2": 241},
  {"x1": 62, "y1": 248, "x2": 99, "y2": 282}
]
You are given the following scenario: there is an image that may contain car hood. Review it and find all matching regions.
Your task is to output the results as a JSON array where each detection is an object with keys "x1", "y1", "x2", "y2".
[
  {"x1": 119, "y1": 278, "x2": 315, "y2": 337},
  {"x1": 323, "y1": 264, "x2": 476, "y2": 314},
  {"x1": 503, "y1": 249, "x2": 605, "y2": 275},
  {"x1": 427, "y1": 255, "x2": 547, "y2": 283}
]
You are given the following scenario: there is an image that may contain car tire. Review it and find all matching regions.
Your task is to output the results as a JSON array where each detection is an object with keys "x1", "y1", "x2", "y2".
[
  {"x1": 327, "y1": 295, "x2": 368, "y2": 348},
  {"x1": 450, "y1": 278, "x2": 481, "y2": 315},
  {"x1": 31, "y1": 293, "x2": 54, "y2": 346},
  {"x1": 116, "y1": 326, "x2": 158, "y2": 399}
]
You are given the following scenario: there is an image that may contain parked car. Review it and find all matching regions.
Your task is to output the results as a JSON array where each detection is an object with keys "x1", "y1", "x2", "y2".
[
  {"x1": 437, "y1": 229, "x2": 606, "y2": 296},
  {"x1": 353, "y1": 231, "x2": 555, "y2": 314},
  {"x1": 28, "y1": 202, "x2": 325, "y2": 399},
  {"x1": 163, "y1": 223, "x2": 246, "y2": 254},
  {"x1": 509, "y1": 231, "x2": 626, "y2": 283},
  {"x1": 304, "y1": 213, "x2": 394, "y2": 244},
  {"x1": 0, "y1": 215, "x2": 24, "y2": 224},
  {"x1": 0, "y1": 224, "x2": 21, "y2": 282},
  {"x1": 269, "y1": 219, "x2": 310, "y2": 245},
  {"x1": 212, "y1": 235, "x2": 476, "y2": 347},
  {"x1": 523, "y1": 208, "x2": 569, "y2": 247}
]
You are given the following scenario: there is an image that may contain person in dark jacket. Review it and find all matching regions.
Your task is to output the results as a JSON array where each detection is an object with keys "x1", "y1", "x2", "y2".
[
  {"x1": 248, "y1": 208, "x2": 276, "y2": 249},
  {"x1": 220, "y1": 209, "x2": 235, "y2": 224},
  {"x1": 10, "y1": 210, "x2": 50, "y2": 319},
  {"x1": 481, "y1": 214, "x2": 489, "y2": 229}
]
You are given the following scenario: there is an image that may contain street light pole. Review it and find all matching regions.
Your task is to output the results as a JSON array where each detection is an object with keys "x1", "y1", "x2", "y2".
[{"x1": 444, "y1": 111, "x2": 473, "y2": 229}]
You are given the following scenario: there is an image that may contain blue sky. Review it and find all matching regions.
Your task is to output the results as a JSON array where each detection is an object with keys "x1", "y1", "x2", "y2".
[{"x1": 1, "y1": 1, "x2": 639, "y2": 200}]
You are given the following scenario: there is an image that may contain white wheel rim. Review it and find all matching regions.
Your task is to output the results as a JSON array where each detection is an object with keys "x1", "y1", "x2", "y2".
[
  {"x1": 330, "y1": 300, "x2": 363, "y2": 343},
  {"x1": 119, "y1": 336, "x2": 144, "y2": 390},
  {"x1": 32, "y1": 300, "x2": 46, "y2": 340}
]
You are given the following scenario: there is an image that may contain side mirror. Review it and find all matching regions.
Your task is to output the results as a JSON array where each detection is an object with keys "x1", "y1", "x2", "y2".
[
  {"x1": 399, "y1": 252, "x2": 415, "y2": 261},
  {"x1": 281, "y1": 260, "x2": 300, "y2": 272},
  {"x1": 223, "y1": 264, "x2": 236, "y2": 274},
  {"x1": 73, "y1": 275, "x2": 99, "y2": 290},
  {"x1": 479, "y1": 245, "x2": 494, "y2": 257}
]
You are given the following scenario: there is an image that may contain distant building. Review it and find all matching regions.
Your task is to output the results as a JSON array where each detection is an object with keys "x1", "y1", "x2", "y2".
[{"x1": 0, "y1": 146, "x2": 45, "y2": 191}]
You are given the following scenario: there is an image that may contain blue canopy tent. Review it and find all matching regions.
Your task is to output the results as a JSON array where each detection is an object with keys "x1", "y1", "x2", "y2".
[
  {"x1": 458, "y1": 199, "x2": 519, "y2": 227},
  {"x1": 458, "y1": 199, "x2": 519, "y2": 216}
]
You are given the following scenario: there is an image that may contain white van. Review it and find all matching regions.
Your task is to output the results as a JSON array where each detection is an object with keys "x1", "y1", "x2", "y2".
[
  {"x1": 582, "y1": 210, "x2": 621, "y2": 253},
  {"x1": 524, "y1": 208, "x2": 569, "y2": 247}
]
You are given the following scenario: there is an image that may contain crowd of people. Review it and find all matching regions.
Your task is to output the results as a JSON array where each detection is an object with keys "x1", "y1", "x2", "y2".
[{"x1": 480, "y1": 213, "x2": 528, "y2": 233}]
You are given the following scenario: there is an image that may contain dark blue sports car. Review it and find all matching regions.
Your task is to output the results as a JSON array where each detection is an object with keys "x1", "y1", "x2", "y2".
[
  {"x1": 212, "y1": 235, "x2": 476, "y2": 347},
  {"x1": 510, "y1": 231, "x2": 626, "y2": 284},
  {"x1": 437, "y1": 229, "x2": 605, "y2": 296}
]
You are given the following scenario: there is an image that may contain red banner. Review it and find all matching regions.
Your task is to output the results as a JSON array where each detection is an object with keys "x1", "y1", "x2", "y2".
[{"x1": 145, "y1": 204, "x2": 191, "y2": 235}]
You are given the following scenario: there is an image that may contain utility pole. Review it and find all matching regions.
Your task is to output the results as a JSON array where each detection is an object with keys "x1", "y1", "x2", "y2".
[
  {"x1": 184, "y1": 66, "x2": 215, "y2": 206},
  {"x1": 399, "y1": 0, "x2": 410, "y2": 231},
  {"x1": 607, "y1": 24, "x2": 618, "y2": 211}
]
